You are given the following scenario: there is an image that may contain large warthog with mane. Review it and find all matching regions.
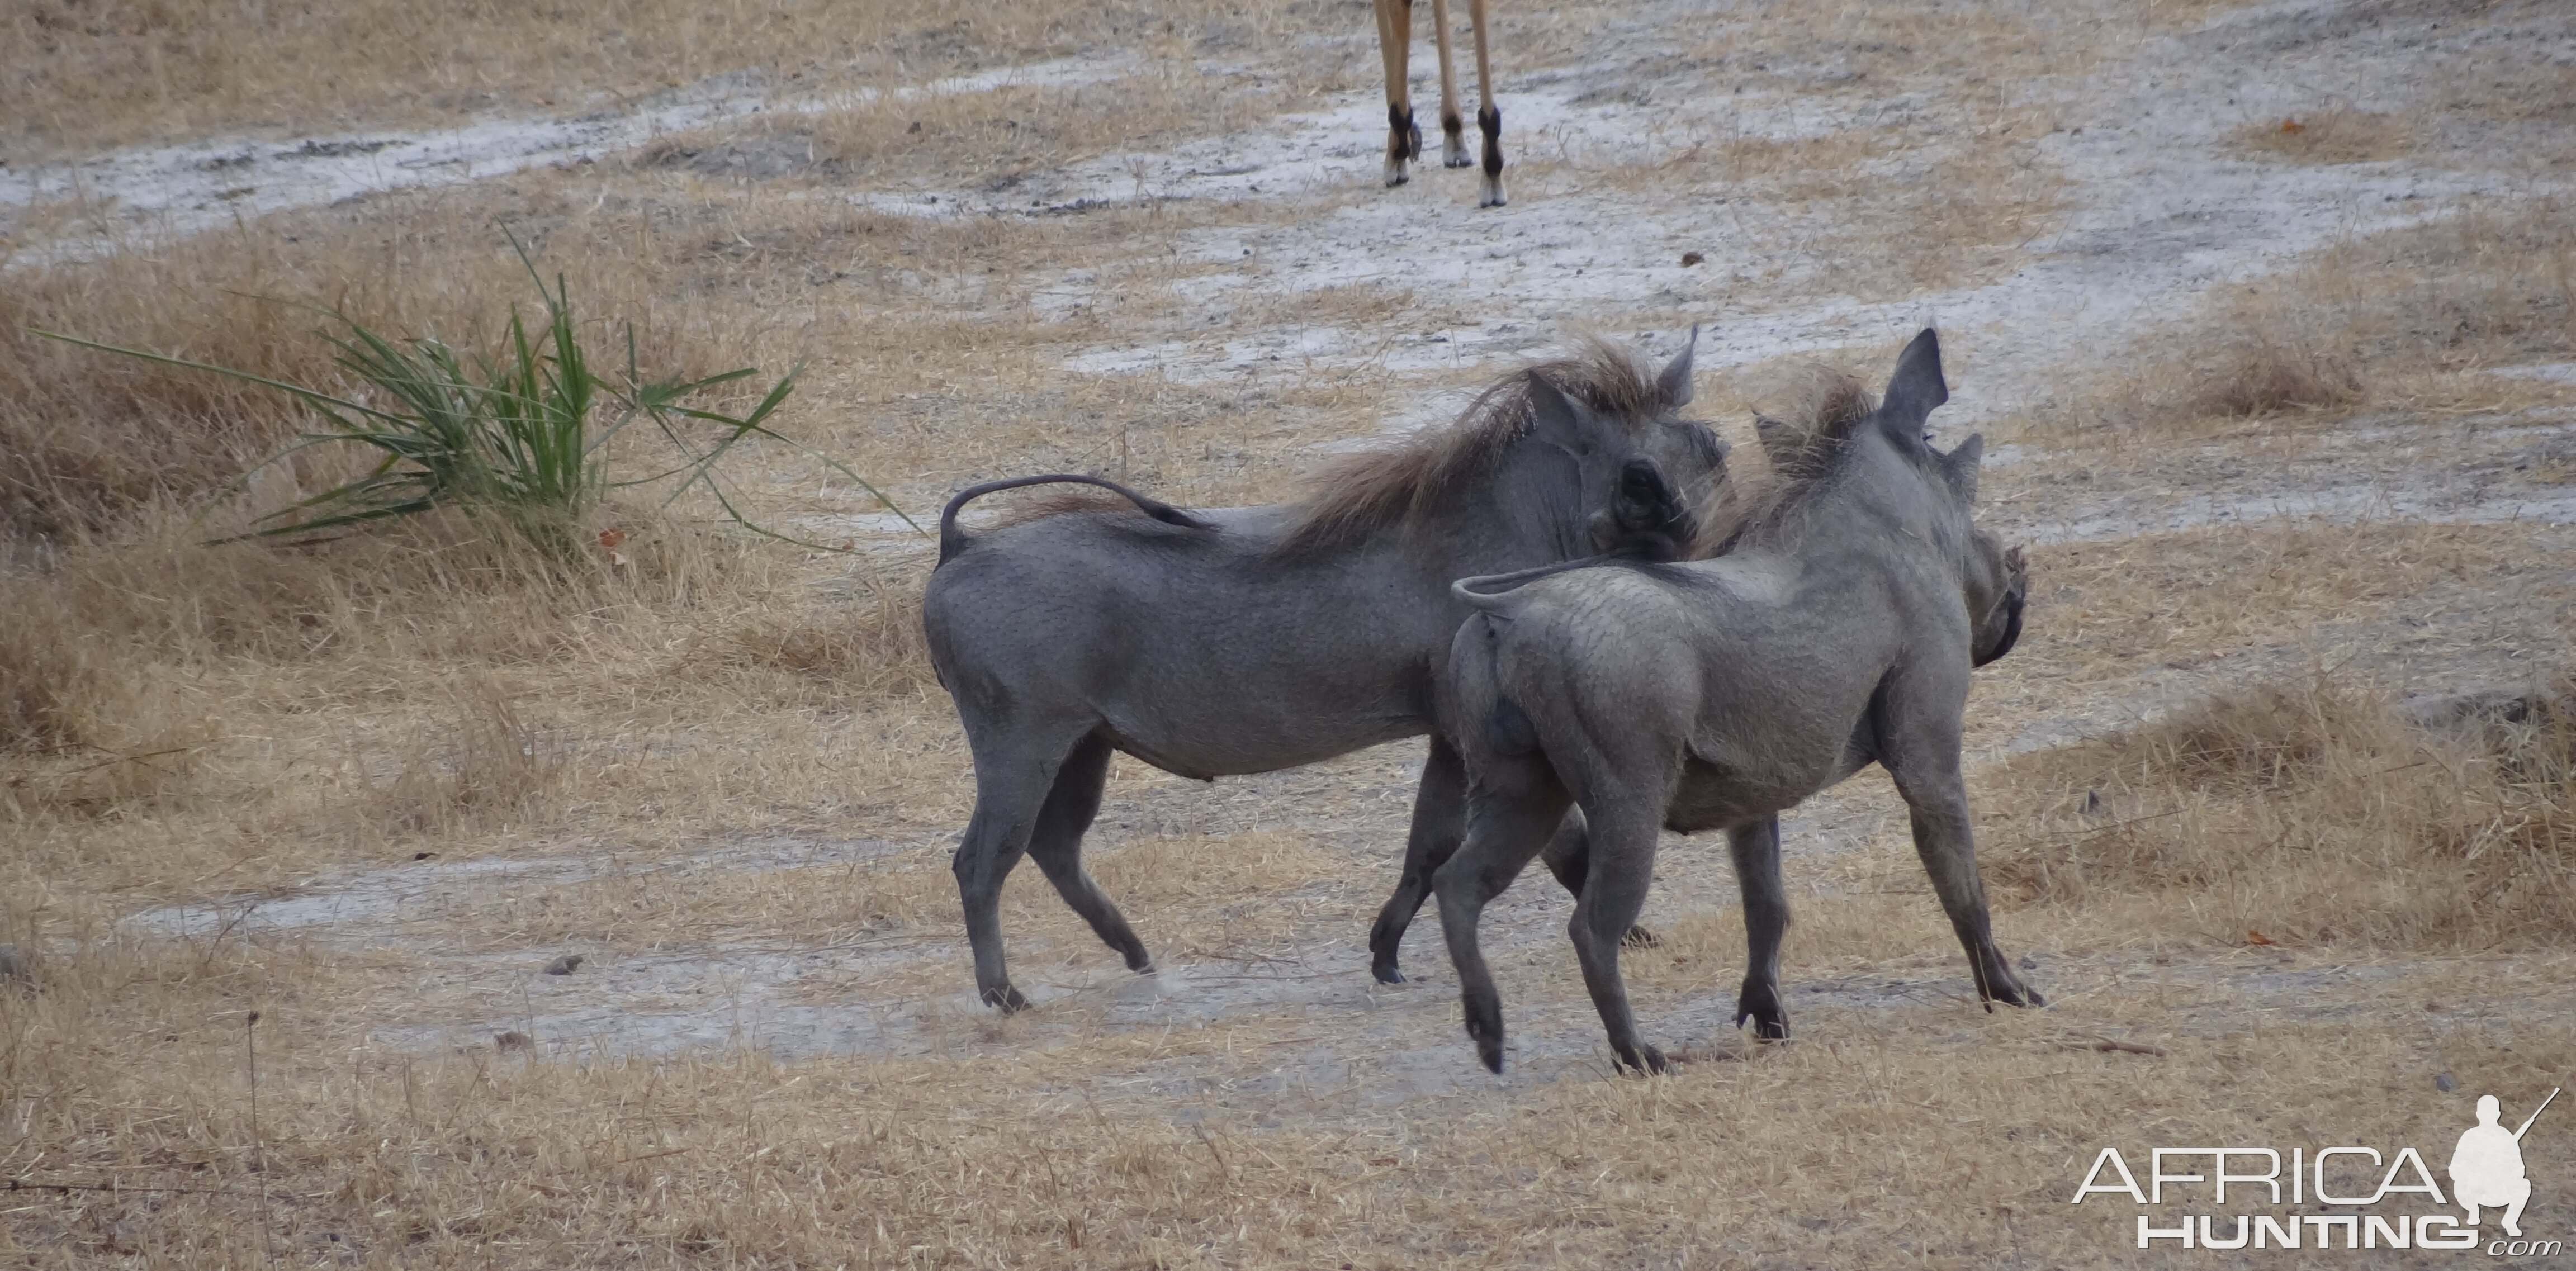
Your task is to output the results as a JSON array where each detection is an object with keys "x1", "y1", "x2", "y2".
[
  {"x1": 1432, "y1": 329, "x2": 2037, "y2": 1074},
  {"x1": 925, "y1": 337, "x2": 1727, "y2": 1011}
]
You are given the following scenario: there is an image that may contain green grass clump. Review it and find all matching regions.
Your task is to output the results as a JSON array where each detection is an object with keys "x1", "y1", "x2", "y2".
[{"x1": 33, "y1": 237, "x2": 907, "y2": 552}]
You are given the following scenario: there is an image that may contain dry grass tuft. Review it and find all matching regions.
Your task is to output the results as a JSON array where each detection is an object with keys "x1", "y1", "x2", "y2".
[
  {"x1": 363, "y1": 677, "x2": 569, "y2": 838},
  {"x1": 0, "y1": 0, "x2": 1337, "y2": 162},
  {"x1": 2019, "y1": 197, "x2": 2575, "y2": 437},
  {"x1": 716, "y1": 559, "x2": 937, "y2": 702},
  {"x1": 2231, "y1": 109, "x2": 2418, "y2": 165},
  {"x1": 1985, "y1": 675, "x2": 2576, "y2": 950},
  {"x1": 2186, "y1": 339, "x2": 2366, "y2": 419}
]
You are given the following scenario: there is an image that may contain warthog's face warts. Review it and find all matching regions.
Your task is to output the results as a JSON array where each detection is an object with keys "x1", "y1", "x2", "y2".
[
  {"x1": 1971, "y1": 536, "x2": 2029, "y2": 667},
  {"x1": 1543, "y1": 333, "x2": 1727, "y2": 563}
]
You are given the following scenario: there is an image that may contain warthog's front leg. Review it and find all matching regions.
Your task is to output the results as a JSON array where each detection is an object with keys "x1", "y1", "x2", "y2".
[
  {"x1": 1889, "y1": 766, "x2": 2042, "y2": 1011},
  {"x1": 1729, "y1": 817, "x2": 1791, "y2": 1041},
  {"x1": 1434, "y1": 769, "x2": 1571, "y2": 1073}
]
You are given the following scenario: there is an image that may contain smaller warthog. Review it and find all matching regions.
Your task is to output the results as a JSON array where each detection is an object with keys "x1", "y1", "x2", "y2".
[
  {"x1": 1433, "y1": 329, "x2": 2036, "y2": 1074},
  {"x1": 924, "y1": 338, "x2": 1725, "y2": 1012}
]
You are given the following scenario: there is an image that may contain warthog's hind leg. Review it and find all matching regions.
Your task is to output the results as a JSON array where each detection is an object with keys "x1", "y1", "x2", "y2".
[
  {"x1": 1537, "y1": 813, "x2": 1658, "y2": 951},
  {"x1": 1374, "y1": 745, "x2": 1631, "y2": 983},
  {"x1": 1369, "y1": 737, "x2": 1467, "y2": 984},
  {"x1": 1565, "y1": 802, "x2": 1670, "y2": 1074},
  {"x1": 953, "y1": 720, "x2": 1094, "y2": 1012},
  {"x1": 1729, "y1": 817, "x2": 1791, "y2": 1041},
  {"x1": 1434, "y1": 767, "x2": 1571, "y2": 1073},
  {"x1": 1026, "y1": 733, "x2": 1153, "y2": 975}
]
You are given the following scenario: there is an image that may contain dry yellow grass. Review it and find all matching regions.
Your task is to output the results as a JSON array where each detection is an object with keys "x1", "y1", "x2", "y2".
[
  {"x1": 0, "y1": 0, "x2": 1347, "y2": 163},
  {"x1": 2015, "y1": 196, "x2": 2576, "y2": 438},
  {"x1": 6, "y1": 890, "x2": 2568, "y2": 1266},
  {"x1": 1983, "y1": 675, "x2": 2576, "y2": 952}
]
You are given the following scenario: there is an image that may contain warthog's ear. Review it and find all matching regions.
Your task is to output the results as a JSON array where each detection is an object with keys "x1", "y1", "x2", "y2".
[
  {"x1": 1753, "y1": 413, "x2": 1798, "y2": 462},
  {"x1": 1944, "y1": 433, "x2": 1985, "y2": 502},
  {"x1": 1690, "y1": 421, "x2": 1731, "y2": 472},
  {"x1": 1657, "y1": 326, "x2": 1699, "y2": 409},
  {"x1": 1527, "y1": 370, "x2": 1609, "y2": 454},
  {"x1": 1878, "y1": 328, "x2": 1949, "y2": 443}
]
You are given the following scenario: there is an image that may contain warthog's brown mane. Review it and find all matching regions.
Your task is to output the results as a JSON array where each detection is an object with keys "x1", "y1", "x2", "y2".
[
  {"x1": 1688, "y1": 364, "x2": 1878, "y2": 556},
  {"x1": 1281, "y1": 342, "x2": 1673, "y2": 551}
]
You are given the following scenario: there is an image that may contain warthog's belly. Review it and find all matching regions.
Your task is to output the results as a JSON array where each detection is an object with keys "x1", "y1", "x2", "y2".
[
  {"x1": 1102, "y1": 717, "x2": 1424, "y2": 783},
  {"x1": 1662, "y1": 755, "x2": 1848, "y2": 834}
]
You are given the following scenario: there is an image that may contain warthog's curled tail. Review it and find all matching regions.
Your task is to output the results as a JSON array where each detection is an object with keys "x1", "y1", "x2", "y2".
[
  {"x1": 1451, "y1": 555, "x2": 1628, "y2": 614},
  {"x1": 936, "y1": 475, "x2": 1211, "y2": 565}
]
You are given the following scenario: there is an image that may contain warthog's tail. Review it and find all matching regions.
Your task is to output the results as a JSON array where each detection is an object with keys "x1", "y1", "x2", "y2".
[
  {"x1": 1451, "y1": 555, "x2": 1628, "y2": 613},
  {"x1": 936, "y1": 475, "x2": 1211, "y2": 565}
]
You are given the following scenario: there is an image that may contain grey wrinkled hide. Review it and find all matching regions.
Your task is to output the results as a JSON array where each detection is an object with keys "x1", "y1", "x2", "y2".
[
  {"x1": 923, "y1": 338, "x2": 1725, "y2": 1011},
  {"x1": 1434, "y1": 329, "x2": 2038, "y2": 1075}
]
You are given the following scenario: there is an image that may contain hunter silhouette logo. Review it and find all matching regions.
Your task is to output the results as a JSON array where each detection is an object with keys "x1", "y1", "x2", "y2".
[
  {"x1": 2073, "y1": 1086, "x2": 2563, "y2": 1253},
  {"x1": 2454, "y1": 1089, "x2": 2555, "y2": 1238}
]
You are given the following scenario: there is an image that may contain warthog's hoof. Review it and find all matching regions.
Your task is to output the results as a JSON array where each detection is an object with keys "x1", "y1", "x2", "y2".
[
  {"x1": 1737, "y1": 978, "x2": 1789, "y2": 1041},
  {"x1": 1980, "y1": 982, "x2": 2045, "y2": 1011},
  {"x1": 982, "y1": 983, "x2": 1032, "y2": 1013},
  {"x1": 1465, "y1": 1009, "x2": 1505, "y2": 1073},
  {"x1": 1371, "y1": 962, "x2": 1407, "y2": 985},
  {"x1": 1616, "y1": 1043, "x2": 1674, "y2": 1076},
  {"x1": 1620, "y1": 924, "x2": 1659, "y2": 950}
]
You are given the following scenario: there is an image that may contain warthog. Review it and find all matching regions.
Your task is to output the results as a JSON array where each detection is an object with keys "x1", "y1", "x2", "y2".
[
  {"x1": 924, "y1": 338, "x2": 1727, "y2": 1011},
  {"x1": 1432, "y1": 329, "x2": 2037, "y2": 1074}
]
